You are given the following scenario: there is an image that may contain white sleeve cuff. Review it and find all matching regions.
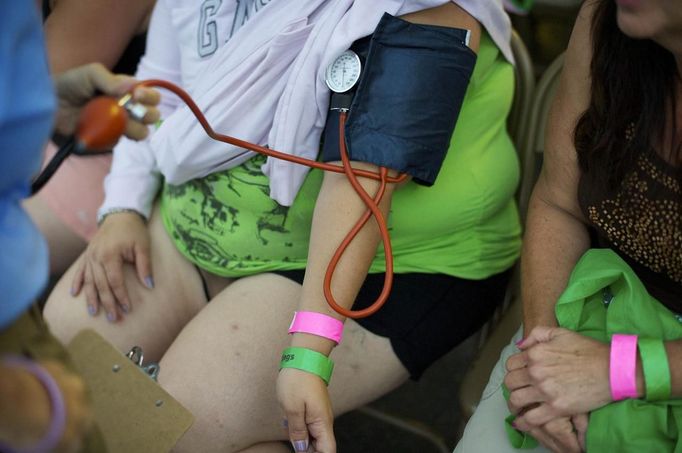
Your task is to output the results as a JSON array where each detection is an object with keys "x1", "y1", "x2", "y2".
[{"x1": 98, "y1": 171, "x2": 161, "y2": 222}]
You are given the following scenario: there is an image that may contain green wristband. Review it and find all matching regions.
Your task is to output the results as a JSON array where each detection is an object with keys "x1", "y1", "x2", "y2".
[
  {"x1": 638, "y1": 338, "x2": 671, "y2": 401},
  {"x1": 280, "y1": 347, "x2": 334, "y2": 386}
]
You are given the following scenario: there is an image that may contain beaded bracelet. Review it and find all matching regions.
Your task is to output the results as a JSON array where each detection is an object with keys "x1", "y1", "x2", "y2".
[
  {"x1": 288, "y1": 311, "x2": 344, "y2": 345},
  {"x1": 0, "y1": 356, "x2": 66, "y2": 453},
  {"x1": 97, "y1": 207, "x2": 146, "y2": 226},
  {"x1": 280, "y1": 347, "x2": 334, "y2": 385},
  {"x1": 610, "y1": 334, "x2": 639, "y2": 401},
  {"x1": 638, "y1": 338, "x2": 671, "y2": 401}
]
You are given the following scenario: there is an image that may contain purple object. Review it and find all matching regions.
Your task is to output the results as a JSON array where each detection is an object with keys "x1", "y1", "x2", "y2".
[{"x1": 0, "y1": 356, "x2": 67, "y2": 453}]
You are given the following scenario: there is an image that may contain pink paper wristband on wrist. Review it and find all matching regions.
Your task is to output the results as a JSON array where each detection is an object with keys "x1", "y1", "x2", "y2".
[
  {"x1": 288, "y1": 311, "x2": 344, "y2": 345},
  {"x1": 610, "y1": 334, "x2": 639, "y2": 401}
]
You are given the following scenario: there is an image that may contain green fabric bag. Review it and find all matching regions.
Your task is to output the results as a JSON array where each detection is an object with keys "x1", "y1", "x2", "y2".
[{"x1": 506, "y1": 249, "x2": 682, "y2": 452}]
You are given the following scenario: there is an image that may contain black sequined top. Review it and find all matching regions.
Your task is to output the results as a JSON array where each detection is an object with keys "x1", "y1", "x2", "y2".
[{"x1": 578, "y1": 150, "x2": 682, "y2": 311}]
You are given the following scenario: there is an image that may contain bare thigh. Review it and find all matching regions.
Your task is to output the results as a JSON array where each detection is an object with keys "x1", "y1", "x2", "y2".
[
  {"x1": 23, "y1": 197, "x2": 87, "y2": 277},
  {"x1": 159, "y1": 273, "x2": 410, "y2": 453},
  {"x1": 43, "y1": 205, "x2": 215, "y2": 362}
]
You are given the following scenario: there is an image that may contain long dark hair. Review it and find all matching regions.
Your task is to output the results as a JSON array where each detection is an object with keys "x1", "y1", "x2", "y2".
[{"x1": 574, "y1": 0, "x2": 679, "y2": 190}]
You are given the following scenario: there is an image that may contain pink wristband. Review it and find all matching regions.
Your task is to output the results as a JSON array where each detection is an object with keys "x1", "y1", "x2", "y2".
[
  {"x1": 288, "y1": 311, "x2": 344, "y2": 344},
  {"x1": 610, "y1": 334, "x2": 639, "y2": 401}
]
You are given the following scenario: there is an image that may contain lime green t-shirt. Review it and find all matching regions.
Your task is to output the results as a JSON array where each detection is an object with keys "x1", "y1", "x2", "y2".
[{"x1": 160, "y1": 32, "x2": 521, "y2": 280}]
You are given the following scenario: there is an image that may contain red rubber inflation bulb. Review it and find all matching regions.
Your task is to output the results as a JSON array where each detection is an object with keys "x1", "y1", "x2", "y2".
[{"x1": 75, "y1": 96, "x2": 128, "y2": 151}]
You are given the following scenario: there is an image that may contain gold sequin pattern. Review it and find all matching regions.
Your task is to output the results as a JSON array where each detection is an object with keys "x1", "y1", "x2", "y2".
[
  {"x1": 638, "y1": 156, "x2": 680, "y2": 194},
  {"x1": 587, "y1": 154, "x2": 682, "y2": 283}
]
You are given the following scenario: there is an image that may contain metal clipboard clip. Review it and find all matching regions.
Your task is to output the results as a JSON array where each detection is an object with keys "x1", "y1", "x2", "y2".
[{"x1": 123, "y1": 346, "x2": 161, "y2": 382}]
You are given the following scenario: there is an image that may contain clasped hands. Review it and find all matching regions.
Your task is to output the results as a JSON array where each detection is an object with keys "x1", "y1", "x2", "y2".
[{"x1": 504, "y1": 327, "x2": 613, "y2": 453}]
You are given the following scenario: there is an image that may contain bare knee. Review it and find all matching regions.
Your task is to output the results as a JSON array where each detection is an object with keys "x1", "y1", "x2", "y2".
[{"x1": 43, "y1": 279, "x2": 84, "y2": 345}]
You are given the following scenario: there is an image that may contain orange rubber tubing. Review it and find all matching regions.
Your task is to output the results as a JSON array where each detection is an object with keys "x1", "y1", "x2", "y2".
[{"x1": 137, "y1": 79, "x2": 407, "y2": 318}]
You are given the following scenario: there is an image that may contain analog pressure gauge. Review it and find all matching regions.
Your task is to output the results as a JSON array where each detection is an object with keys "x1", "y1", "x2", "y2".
[{"x1": 325, "y1": 50, "x2": 362, "y2": 93}]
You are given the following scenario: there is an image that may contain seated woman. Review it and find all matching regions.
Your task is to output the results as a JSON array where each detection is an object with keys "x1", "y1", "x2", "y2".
[
  {"x1": 456, "y1": 0, "x2": 682, "y2": 452},
  {"x1": 44, "y1": 1, "x2": 521, "y2": 451}
]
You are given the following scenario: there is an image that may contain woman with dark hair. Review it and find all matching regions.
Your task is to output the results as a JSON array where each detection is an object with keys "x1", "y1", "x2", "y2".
[{"x1": 456, "y1": 0, "x2": 682, "y2": 451}]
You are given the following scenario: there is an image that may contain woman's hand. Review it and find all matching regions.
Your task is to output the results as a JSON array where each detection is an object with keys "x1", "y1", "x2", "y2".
[
  {"x1": 505, "y1": 327, "x2": 612, "y2": 429},
  {"x1": 277, "y1": 368, "x2": 335, "y2": 453},
  {"x1": 523, "y1": 414, "x2": 587, "y2": 453},
  {"x1": 53, "y1": 62, "x2": 160, "y2": 140},
  {"x1": 0, "y1": 360, "x2": 93, "y2": 453},
  {"x1": 71, "y1": 212, "x2": 153, "y2": 322}
]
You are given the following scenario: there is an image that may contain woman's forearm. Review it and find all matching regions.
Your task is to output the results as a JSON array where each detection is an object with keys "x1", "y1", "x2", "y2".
[
  {"x1": 520, "y1": 0, "x2": 595, "y2": 338},
  {"x1": 291, "y1": 162, "x2": 396, "y2": 356},
  {"x1": 521, "y1": 181, "x2": 590, "y2": 337}
]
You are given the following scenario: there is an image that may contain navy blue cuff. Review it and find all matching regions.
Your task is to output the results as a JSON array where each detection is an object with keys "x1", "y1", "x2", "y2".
[{"x1": 322, "y1": 13, "x2": 477, "y2": 186}]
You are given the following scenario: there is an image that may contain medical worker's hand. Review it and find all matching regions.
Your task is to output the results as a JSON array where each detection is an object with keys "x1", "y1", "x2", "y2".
[
  {"x1": 505, "y1": 327, "x2": 618, "y2": 429},
  {"x1": 0, "y1": 360, "x2": 93, "y2": 453},
  {"x1": 54, "y1": 62, "x2": 160, "y2": 140},
  {"x1": 277, "y1": 368, "x2": 335, "y2": 453},
  {"x1": 71, "y1": 212, "x2": 153, "y2": 322}
]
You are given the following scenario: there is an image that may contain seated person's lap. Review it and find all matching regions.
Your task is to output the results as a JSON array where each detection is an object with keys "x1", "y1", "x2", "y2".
[
  {"x1": 455, "y1": 328, "x2": 551, "y2": 453},
  {"x1": 44, "y1": 205, "x2": 208, "y2": 362}
]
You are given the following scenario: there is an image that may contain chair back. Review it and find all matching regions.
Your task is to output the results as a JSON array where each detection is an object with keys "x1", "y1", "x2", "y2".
[
  {"x1": 507, "y1": 30, "x2": 536, "y2": 159},
  {"x1": 517, "y1": 53, "x2": 564, "y2": 221}
]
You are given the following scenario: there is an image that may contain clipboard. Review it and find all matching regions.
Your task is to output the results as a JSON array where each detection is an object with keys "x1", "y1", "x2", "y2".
[{"x1": 68, "y1": 329, "x2": 194, "y2": 452}]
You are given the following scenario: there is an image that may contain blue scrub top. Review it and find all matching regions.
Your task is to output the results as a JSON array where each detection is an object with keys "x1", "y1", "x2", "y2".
[{"x1": 0, "y1": 3, "x2": 55, "y2": 329}]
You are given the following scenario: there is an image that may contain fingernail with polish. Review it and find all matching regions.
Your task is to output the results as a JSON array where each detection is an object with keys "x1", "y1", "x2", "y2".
[
  {"x1": 121, "y1": 304, "x2": 130, "y2": 314},
  {"x1": 106, "y1": 312, "x2": 116, "y2": 323},
  {"x1": 515, "y1": 339, "x2": 525, "y2": 348},
  {"x1": 144, "y1": 276, "x2": 154, "y2": 289},
  {"x1": 70, "y1": 287, "x2": 77, "y2": 297},
  {"x1": 292, "y1": 440, "x2": 308, "y2": 452},
  {"x1": 87, "y1": 305, "x2": 97, "y2": 316}
]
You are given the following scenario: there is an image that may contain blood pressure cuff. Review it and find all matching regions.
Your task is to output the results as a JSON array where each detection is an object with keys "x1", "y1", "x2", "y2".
[{"x1": 321, "y1": 13, "x2": 477, "y2": 185}]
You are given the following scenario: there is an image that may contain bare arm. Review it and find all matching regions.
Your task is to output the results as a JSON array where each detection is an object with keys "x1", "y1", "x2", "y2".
[
  {"x1": 278, "y1": 5, "x2": 481, "y2": 452},
  {"x1": 521, "y1": 1, "x2": 597, "y2": 336},
  {"x1": 293, "y1": 1, "x2": 482, "y2": 356},
  {"x1": 44, "y1": 0, "x2": 155, "y2": 73}
]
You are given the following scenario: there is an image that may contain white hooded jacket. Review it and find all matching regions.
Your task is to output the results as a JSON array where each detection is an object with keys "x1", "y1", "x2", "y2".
[{"x1": 99, "y1": 0, "x2": 513, "y2": 219}]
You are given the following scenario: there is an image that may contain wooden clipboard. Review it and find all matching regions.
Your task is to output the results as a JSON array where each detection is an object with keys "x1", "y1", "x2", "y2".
[{"x1": 68, "y1": 329, "x2": 194, "y2": 453}]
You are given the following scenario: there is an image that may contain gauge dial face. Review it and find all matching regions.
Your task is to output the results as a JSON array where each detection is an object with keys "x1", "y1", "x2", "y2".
[{"x1": 325, "y1": 50, "x2": 361, "y2": 93}]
